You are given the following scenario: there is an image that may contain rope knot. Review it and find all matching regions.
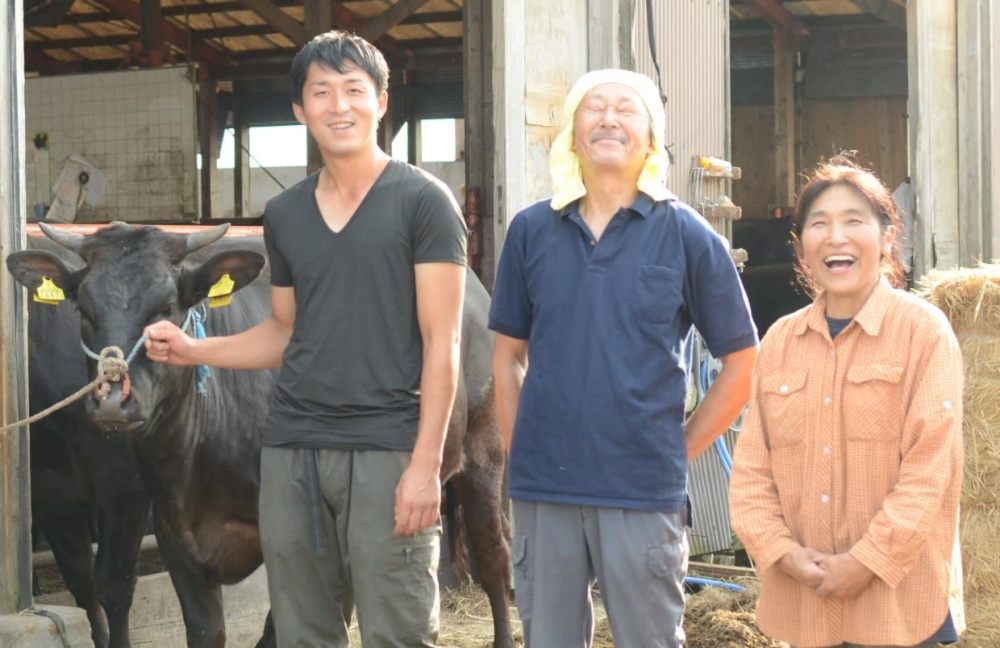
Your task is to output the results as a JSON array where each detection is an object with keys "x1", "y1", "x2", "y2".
[{"x1": 95, "y1": 346, "x2": 130, "y2": 400}]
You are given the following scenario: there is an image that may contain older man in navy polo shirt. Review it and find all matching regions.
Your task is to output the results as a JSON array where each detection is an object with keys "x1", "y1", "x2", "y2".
[{"x1": 490, "y1": 69, "x2": 759, "y2": 648}]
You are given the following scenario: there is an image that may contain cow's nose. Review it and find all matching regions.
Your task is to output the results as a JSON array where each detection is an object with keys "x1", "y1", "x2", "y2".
[{"x1": 87, "y1": 381, "x2": 143, "y2": 431}]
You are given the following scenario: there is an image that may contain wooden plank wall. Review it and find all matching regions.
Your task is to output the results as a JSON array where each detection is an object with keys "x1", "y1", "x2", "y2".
[{"x1": 733, "y1": 97, "x2": 909, "y2": 219}]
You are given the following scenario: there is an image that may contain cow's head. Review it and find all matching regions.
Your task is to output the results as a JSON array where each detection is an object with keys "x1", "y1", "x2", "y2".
[{"x1": 6, "y1": 223, "x2": 266, "y2": 432}]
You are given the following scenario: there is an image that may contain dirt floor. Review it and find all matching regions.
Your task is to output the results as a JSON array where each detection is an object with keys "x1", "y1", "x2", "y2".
[{"x1": 37, "y1": 555, "x2": 783, "y2": 647}]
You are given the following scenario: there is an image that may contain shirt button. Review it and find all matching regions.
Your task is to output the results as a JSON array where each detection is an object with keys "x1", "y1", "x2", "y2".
[
  {"x1": 823, "y1": 396, "x2": 832, "y2": 405},
  {"x1": 943, "y1": 401, "x2": 952, "y2": 410},
  {"x1": 779, "y1": 385, "x2": 789, "y2": 394},
  {"x1": 823, "y1": 446, "x2": 831, "y2": 455},
  {"x1": 829, "y1": 350, "x2": 836, "y2": 357},
  {"x1": 820, "y1": 494, "x2": 830, "y2": 503},
  {"x1": 589, "y1": 239, "x2": 596, "y2": 246}
]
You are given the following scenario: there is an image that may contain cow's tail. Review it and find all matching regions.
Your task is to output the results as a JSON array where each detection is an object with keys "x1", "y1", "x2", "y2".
[{"x1": 443, "y1": 481, "x2": 471, "y2": 584}]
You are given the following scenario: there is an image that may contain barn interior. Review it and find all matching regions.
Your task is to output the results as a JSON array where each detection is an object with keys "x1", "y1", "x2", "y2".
[{"x1": 21, "y1": 1, "x2": 911, "y2": 269}]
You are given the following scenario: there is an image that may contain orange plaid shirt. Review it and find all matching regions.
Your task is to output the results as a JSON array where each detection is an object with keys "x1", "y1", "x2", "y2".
[{"x1": 730, "y1": 278, "x2": 965, "y2": 647}]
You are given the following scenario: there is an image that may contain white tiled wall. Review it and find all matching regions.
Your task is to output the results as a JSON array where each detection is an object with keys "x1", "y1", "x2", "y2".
[{"x1": 25, "y1": 67, "x2": 198, "y2": 222}]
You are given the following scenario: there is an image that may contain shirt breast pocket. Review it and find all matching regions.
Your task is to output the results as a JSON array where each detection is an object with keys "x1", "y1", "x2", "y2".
[
  {"x1": 759, "y1": 370, "x2": 808, "y2": 448},
  {"x1": 844, "y1": 364, "x2": 904, "y2": 442},
  {"x1": 633, "y1": 265, "x2": 683, "y2": 323}
]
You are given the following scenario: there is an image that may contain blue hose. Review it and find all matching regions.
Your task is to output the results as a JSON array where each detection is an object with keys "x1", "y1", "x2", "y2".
[{"x1": 684, "y1": 576, "x2": 745, "y2": 592}]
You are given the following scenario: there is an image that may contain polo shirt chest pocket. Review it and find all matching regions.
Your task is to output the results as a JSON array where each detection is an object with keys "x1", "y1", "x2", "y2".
[
  {"x1": 633, "y1": 265, "x2": 683, "y2": 323},
  {"x1": 759, "y1": 370, "x2": 808, "y2": 448},
  {"x1": 844, "y1": 364, "x2": 904, "y2": 442}
]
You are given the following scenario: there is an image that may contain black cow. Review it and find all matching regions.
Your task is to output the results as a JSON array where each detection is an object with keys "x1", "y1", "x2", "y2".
[
  {"x1": 26, "y1": 235, "x2": 151, "y2": 648},
  {"x1": 8, "y1": 223, "x2": 513, "y2": 648}
]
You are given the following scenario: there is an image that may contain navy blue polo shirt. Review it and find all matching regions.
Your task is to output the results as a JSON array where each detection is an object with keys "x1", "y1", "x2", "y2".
[{"x1": 489, "y1": 194, "x2": 757, "y2": 511}]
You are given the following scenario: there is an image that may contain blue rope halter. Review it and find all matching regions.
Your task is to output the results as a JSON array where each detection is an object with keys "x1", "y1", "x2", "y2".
[{"x1": 80, "y1": 302, "x2": 213, "y2": 396}]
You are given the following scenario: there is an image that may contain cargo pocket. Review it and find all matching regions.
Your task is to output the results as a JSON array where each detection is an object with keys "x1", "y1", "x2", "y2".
[
  {"x1": 378, "y1": 530, "x2": 439, "y2": 642},
  {"x1": 844, "y1": 364, "x2": 904, "y2": 441},
  {"x1": 759, "y1": 370, "x2": 808, "y2": 448}
]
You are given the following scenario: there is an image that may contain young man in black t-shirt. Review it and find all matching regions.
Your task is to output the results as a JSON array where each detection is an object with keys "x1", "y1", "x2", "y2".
[{"x1": 145, "y1": 30, "x2": 467, "y2": 646}]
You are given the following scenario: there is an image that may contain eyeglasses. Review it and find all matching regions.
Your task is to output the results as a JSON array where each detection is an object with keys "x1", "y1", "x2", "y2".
[{"x1": 578, "y1": 105, "x2": 650, "y2": 121}]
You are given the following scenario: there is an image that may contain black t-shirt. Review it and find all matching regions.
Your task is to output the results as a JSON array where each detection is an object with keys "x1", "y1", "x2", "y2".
[{"x1": 262, "y1": 160, "x2": 467, "y2": 449}]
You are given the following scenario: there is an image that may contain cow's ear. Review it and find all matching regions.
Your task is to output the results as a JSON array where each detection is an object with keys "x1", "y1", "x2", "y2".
[
  {"x1": 179, "y1": 250, "x2": 266, "y2": 309},
  {"x1": 5, "y1": 250, "x2": 82, "y2": 299}
]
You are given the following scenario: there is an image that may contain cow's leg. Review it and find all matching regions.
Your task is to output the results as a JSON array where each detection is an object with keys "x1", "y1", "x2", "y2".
[
  {"x1": 450, "y1": 464, "x2": 514, "y2": 648},
  {"x1": 43, "y1": 521, "x2": 111, "y2": 648},
  {"x1": 155, "y1": 528, "x2": 226, "y2": 648},
  {"x1": 93, "y1": 481, "x2": 150, "y2": 648}
]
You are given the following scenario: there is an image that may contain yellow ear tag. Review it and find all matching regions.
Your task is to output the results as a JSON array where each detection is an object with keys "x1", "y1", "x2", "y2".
[
  {"x1": 207, "y1": 273, "x2": 235, "y2": 308},
  {"x1": 34, "y1": 276, "x2": 65, "y2": 305}
]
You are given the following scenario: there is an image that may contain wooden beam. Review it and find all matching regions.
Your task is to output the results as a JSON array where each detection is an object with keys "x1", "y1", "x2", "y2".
[
  {"x1": 98, "y1": 0, "x2": 230, "y2": 67},
  {"x1": 140, "y1": 0, "x2": 164, "y2": 66},
  {"x1": 329, "y1": 2, "x2": 410, "y2": 63},
  {"x1": 360, "y1": 0, "x2": 432, "y2": 42},
  {"x1": 851, "y1": 0, "x2": 907, "y2": 30},
  {"x1": 33, "y1": 34, "x2": 132, "y2": 49},
  {"x1": 773, "y1": 28, "x2": 796, "y2": 208},
  {"x1": 63, "y1": 4, "x2": 460, "y2": 25},
  {"x1": 237, "y1": 0, "x2": 308, "y2": 45},
  {"x1": 741, "y1": 0, "x2": 809, "y2": 37},
  {"x1": 304, "y1": 0, "x2": 332, "y2": 38},
  {"x1": 24, "y1": 41, "x2": 81, "y2": 73},
  {"x1": 732, "y1": 25, "x2": 905, "y2": 54}
]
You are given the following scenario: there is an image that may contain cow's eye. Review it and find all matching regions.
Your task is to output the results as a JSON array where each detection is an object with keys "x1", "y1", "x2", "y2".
[{"x1": 158, "y1": 305, "x2": 173, "y2": 319}]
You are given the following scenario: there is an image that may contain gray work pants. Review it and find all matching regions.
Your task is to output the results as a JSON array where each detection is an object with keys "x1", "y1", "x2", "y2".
[
  {"x1": 259, "y1": 447, "x2": 441, "y2": 648},
  {"x1": 512, "y1": 499, "x2": 688, "y2": 648}
]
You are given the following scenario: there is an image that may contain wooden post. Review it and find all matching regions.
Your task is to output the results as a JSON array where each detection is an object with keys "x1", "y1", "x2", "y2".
[
  {"x1": 773, "y1": 28, "x2": 796, "y2": 208},
  {"x1": 908, "y1": 0, "x2": 959, "y2": 274},
  {"x1": 198, "y1": 78, "x2": 219, "y2": 221},
  {"x1": 303, "y1": 0, "x2": 332, "y2": 176},
  {"x1": 491, "y1": 0, "x2": 526, "y2": 260},
  {"x1": 588, "y1": 0, "x2": 635, "y2": 70},
  {"x1": 0, "y1": 0, "x2": 32, "y2": 616},
  {"x1": 464, "y1": 0, "x2": 497, "y2": 287},
  {"x1": 992, "y1": 0, "x2": 1000, "y2": 258},
  {"x1": 139, "y1": 0, "x2": 164, "y2": 67},
  {"x1": 233, "y1": 81, "x2": 251, "y2": 219},
  {"x1": 378, "y1": 88, "x2": 394, "y2": 154},
  {"x1": 405, "y1": 71, "x2": 421, "y2": 165},
  {"x1": 955, "y1": 0, "x2": 997, "y2": 264}
]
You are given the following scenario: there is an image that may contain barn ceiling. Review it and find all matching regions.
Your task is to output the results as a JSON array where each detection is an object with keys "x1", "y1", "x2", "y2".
[
  {"x1": 22, "y1": 0, "x2": 904, "y2": 79},
  {"x1": 23, "y1": 0, "x2": 464, "y2": 77}
]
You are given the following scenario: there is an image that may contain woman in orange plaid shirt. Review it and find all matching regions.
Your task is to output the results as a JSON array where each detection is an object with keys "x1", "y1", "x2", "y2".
[{"x1": 730, "y1": 157, "x2": 964, "y2": 648}]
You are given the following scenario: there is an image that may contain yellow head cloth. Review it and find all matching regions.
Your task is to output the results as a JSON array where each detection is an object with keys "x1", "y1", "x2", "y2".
[{"x1": 550, "y1": 69, "x2": 674, "y2": 211}]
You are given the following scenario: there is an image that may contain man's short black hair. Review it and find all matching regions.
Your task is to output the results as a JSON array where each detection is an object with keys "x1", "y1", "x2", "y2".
[{"x1": 290, "y1": 30, "x2": 390, "y2": 105}]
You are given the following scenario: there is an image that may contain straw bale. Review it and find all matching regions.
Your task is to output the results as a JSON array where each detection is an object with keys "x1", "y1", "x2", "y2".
[
  {"x1": 917, "y1": 265, "x2": 1000, "y2": 337},
  {"x1": 960, "y1": 509, "x2": 1000, "y2": 599},
  {"x1": 960, "y1": 376, "x2": 1000, "y2": 504},
  {"x1": 959, "y1": 334, "x2": 1000, "y2": 377},
  {"x1": 918, "y1": 266, "x2": 1000, "y2": 645}
]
